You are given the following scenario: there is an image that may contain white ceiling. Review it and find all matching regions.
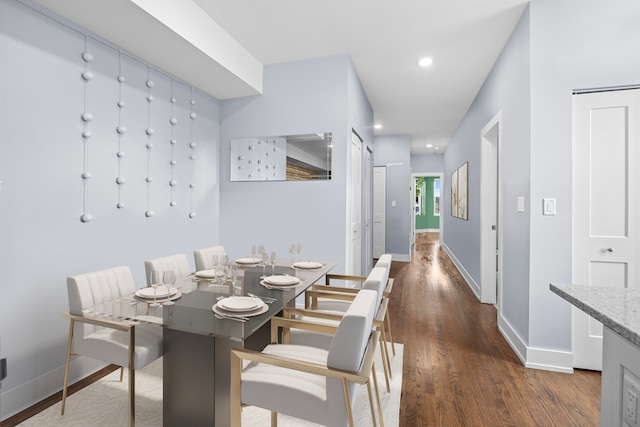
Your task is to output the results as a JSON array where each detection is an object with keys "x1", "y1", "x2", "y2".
[{"x1": 30, "y1": 0, "x2": 529, "y2": 155}]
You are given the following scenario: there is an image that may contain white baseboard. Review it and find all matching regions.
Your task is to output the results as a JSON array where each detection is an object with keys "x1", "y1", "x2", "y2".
[
  {"x1": 442, "y1": 243, "x2": 574, "y2": 374},
  {"x1": 415, "y1": 228, "x2": 440, "y2": 233},
  {"x1": 1, "y1": 356, "x2": 106, "y2": 421},
  {"x1": 440, "y1": 242, "x2": 480, "y2": 300}
]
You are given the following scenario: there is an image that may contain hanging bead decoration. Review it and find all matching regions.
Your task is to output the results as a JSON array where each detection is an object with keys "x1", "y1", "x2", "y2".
[
  {"x1": 80, "y1": 35, "x2": 93, "y2": 223},
  {"x1": 188, "y1": 87, "x2": 196, "y2": 218},
  {"x1": 145, "y1": 65, "x2": 155, "y2": 218},
  {"x1": 169, "y1": 78, "x2": 178, "y2": 207},
  {"x1": 115, "y1": 52, "x2": 126, "y2": 209}
]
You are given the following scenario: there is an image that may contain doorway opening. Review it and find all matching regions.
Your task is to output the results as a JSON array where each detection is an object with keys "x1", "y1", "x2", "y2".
[{"x1": 411, "y1": 173, "x2": 443, "y2": 251}]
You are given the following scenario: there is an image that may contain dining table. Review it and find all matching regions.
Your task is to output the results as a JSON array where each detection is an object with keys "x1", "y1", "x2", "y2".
[{"x1": 80, "y1": 258, "x2": 336, "y2": 426}]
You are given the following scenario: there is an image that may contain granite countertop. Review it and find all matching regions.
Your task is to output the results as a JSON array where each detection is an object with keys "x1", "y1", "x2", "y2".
[{"x1": 550, "y1": 284, "x2": 640, "y2": 347}]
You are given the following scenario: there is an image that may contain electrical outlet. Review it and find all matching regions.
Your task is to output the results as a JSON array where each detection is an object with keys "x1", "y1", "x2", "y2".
[{"x1": 624, "y1": 370, "x2": 640, "y2": 426}]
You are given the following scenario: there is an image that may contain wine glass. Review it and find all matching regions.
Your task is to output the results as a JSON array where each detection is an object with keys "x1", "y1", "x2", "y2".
[
  {"x1": 296, "y1": 242, "x2": 303, "y2": 262},
  {"x1": 289, "y1": 243, "x2": 296, "y2": 266},
  {"x1": 229, "y1": 263, "x2": 239, "y2": 295},
  {"x1": 162, "y1": 270, "x2": 176, "y2": 305},
  {"x1": 270, "y1": 251, "x2": 277, "y2": 275},
  {"x1": 261, "y1": 252, "x2": 269, "y2": 278},
  {"x1": 250, "y1": 245, "x2": 257, "y2": 261},
  {"x1": 149, "y1": 270, "x2": 162, "y2": 307}
]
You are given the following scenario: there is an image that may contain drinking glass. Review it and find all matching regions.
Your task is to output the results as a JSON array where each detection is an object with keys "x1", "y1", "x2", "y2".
[
  {"x1": 289, "y1": 243, "x2": 296, "y2": 266},
  {"x1": 162, "y1": 270, "x2": 176, "y2": 305},
  {"x1": 250, "y1": 245, "x2": 257, "y2": 260},
  {"x1": 296, "y1": 242, "x2": 303, "y2": 262},
  {"x1": 261, "y1": 252, "x2": 269, "y2": 278},
  {"x1": 270, "y1": 251, "x2": 277, "y2": 275},
  {"x1": 229, "y1": 263, "x2": 239, "y2": 294},
  {"x1": 149, "y1": 270, "x2": 162, "y2": 307}
]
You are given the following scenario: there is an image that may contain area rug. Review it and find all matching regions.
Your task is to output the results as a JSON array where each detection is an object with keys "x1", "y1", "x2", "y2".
[{"x1": 18, "y1": 344, "x2": 403, "y2": 426}]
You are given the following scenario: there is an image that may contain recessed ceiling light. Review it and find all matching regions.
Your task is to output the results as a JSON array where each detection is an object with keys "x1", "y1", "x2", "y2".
[
  {"x1": 434, "y1": 147, "x2": 440, "y2": 150},
  {"x1": 426, "y1": 144, "x2": 433, "y2": 148},
  {"x1": 374, "y1": 124, "x2": 382, "y2": 130},
  {"x1": 418, "y1": 57, "x2": 433, "y2": 67}
]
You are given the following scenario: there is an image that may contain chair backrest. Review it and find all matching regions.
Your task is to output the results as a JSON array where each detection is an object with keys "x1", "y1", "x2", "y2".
[
  {"x1": 144, "y1": 254, "x2": 191, "y2": 285},
  {"x1": 193, "y1": 245, "x2": 227, "y2": 271},
  {"x1": 67, "y1": 266, "x2": 136, "y2": 339},
  {"x1": 361, "y1": 266, "x2": 389, "y2": 307},
  {"x1": 374, "y1": 254, "x2": 392, "y2": 271},
  {"x1": 326, "y1": 289, "x2": 377, "y2": 413}
]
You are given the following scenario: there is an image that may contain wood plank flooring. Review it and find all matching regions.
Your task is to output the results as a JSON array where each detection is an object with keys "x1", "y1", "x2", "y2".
[
  {"x1": 392, "y1": 232, "x2": 601, "y2": 426},
  {"x1": 3, "y1": 232, "x2": 601, "y2": 426}
]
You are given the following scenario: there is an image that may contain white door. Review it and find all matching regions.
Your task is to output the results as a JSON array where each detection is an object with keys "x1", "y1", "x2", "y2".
[
  {"x1": 572, "y1": 89, "x2": 640, "y2": 370},
  {"x1": 349, "y1": 131, "x2": 362, "y2": 276},
  {"x1": 365, "y1": 148, "x2": 373, "y2": 272},
  {"x1": 480, "y1": 113, "x2": 501, "y2": 305},
  {"x1": 373, "y1": 166, "x2": 386, "y2": 258}
]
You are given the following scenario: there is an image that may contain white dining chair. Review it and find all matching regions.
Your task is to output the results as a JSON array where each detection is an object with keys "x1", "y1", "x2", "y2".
[
  {"x1": 301, "y1": 266, "x2": 393, "y2": 392},
  {"x1": 230, "y1": 289, "x2": 383, "y2": 427},
  {"x1": 61, "y1": 266, "x2": 163, "y2": 427},
  {"x1": 144, "y1": 253, "x2": 191, "y2": 285},
  {"x1": 193, "y1": 245, "x2": 227, "y2": 271}
]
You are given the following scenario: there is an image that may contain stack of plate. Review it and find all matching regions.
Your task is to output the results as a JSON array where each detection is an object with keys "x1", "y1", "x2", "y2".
[
  {"x1": 135, "y1": 286, "x2": 179, "y2": 301},
  {"x1": 195, "y1": 269, "x2": 225, "y2": 279},
  {"x1": 261, "y1": 275, "x2": 300, "y2": 289},
  {"x1": 235, "y1": 257, "x2": 262, "y2": 266},
  {"x1": 292, "y1": 261, "x2": 323, "y2": 270},
  {"x1": 212, "y1": 296, "x2": 268, "y2": 318}
]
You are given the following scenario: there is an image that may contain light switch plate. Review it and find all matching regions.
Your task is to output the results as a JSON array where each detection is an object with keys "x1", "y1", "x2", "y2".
[
  {"x1": 543, "y1": 198, "x2": 556, "y2": 216},
  {"x1": 517, "y1": 197, "x2": 525, "y2": 213}
]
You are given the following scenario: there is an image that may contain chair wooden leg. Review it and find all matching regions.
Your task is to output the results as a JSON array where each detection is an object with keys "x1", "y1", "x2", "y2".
[
  {"x1": 372, "y1": 362, "x2": 385, "y2": 427},
  {"x1": 366, "y1": 381, "x2": 378, "y2": 427},
  {"x1": 120, "y1": 367, "x2": 124, "y2": 382},
  {"x1": 270, "y1": 411, "x2": 278, "y2": 427},
  {"x1": 342, "y1": 378, "x2": 355, "y2": 427},
  {"x1": 378, "y1": 334, "x2": 391, "y2": 392},
  {"x1": 380, "y1": 326, "x2": 393, "y2": 379},
  {"x1": 230, "y1": 350, "x2": 242, "y2": 427},
  {"x1": 128, "y1": 326, "x2": 135, "y2": 427},
  {"x1": 385, "y1": 312, "x2": 396, "y2": 355},
  {"x1": 61, "y1": 320, "x2": 74, "y2": 416}
]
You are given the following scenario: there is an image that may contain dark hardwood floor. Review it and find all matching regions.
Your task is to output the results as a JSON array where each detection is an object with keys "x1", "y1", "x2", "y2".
[
  {"x1": 3, "y1": 232, "x2": 600, "y2": 426},
  {"x1": 393, "y1": 232, "x2": 601, "y2": 426}
]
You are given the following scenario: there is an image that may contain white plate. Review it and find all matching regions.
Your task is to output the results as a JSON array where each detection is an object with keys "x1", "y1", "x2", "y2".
[
  {"x1": 264, "y1": 275, "x2": 300, "y2": 286},
  {"x1": 212, "y1": 302, "x2": 268, "y2": 318},
  {"x1": 136, "y1": 286, "x2": 177, "y2": 299},
  {"x1": 260, "y1": 280, "x2": 300, "y2": 290},
  {"x1": 293, "y1": 261, "x2": 323, "y2": 269},
  {"x1": 218, "y1": 296, "x2": 262, "y2": 312},
  {"x1": 236, "y1": 257, "x2": 261, "y2": 265},
  {"x1": 195, "y1": 269, "x2": 224, "y2": 278}
]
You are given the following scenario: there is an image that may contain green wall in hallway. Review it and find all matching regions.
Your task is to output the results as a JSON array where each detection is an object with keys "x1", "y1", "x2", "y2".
[{"x1": 416, "y1": 176, "x2": 440, "y2": 230}]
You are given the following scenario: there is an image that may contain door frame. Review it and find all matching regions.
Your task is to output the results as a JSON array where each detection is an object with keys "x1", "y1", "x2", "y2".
[
  {"x1": 411, "y1": 173, "x2": 444, "y2": 249},
  {"x1": 480, "y1": 111, "x2": 503, "y2": 307},
  {"x1": 373, "y1": 166, "x2": 387, "y2": 259}
]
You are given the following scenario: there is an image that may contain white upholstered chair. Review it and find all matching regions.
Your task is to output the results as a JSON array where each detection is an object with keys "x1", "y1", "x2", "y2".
[
  {"x1": 193, "y1": 245, "x2": 227, "y2": 271},
  {"x1": 230, "y1": 289, "x2": 382, "y2": 427},
  {"x1": 301, "y1": 266, "x2": 393, "y2": 392},
  {"x1": 61, "y1": 266, "x2": 163, "y2": 427},
  {"x1": 144, "y1": 253, "x2": 191, "y2": 285}
]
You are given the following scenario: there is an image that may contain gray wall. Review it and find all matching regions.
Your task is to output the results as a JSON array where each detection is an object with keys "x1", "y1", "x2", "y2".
[
  {"x1": 411, "y1": 153, "x2": 444, "y2": 173},
  {"x1": 0, "y1": 0, "x2": 220, "y2": 418},
  {"x1": 374, "y1": 135, "x2": 412, "y2": 260},
  {"x1": 528, "y1": 0, "x2": 640, "y2": 350},
  {"x1": 443, "y1": 6, "x2": 532, "y2": 345},
  {"x1": 219, "y1": 53, "x2": 373, "y2": 274}
]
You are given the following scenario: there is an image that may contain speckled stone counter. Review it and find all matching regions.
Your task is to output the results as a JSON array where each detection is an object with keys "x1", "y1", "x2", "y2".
[
  {"x1": 550, "y1": 283, "x2": 640, "y2": 426},
  {"x1": 550, "y1": 284, "x2": 640, "y2": 347}
]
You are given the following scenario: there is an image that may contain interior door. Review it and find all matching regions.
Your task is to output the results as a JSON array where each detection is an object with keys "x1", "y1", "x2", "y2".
[
  {"x1": 349, "y1": 131, "x2": 362, "y2": 276},
  {"x1": 373, "y1": 166, "x2": 386, "y2": 258},
  {"x1": 572, "y1": 88, "x2": 640, "y2": 370}
]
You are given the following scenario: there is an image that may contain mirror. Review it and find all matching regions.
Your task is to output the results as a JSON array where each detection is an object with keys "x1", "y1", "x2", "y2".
[{"x1": 230, "y1": 133, "x2": 332, "y2": 181}]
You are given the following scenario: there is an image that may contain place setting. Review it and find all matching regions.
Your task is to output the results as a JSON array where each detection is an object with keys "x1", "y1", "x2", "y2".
[
  {"x1": 212, "y1": 295, "x2": 270, "y2": 322},
  {"x1": 260, "y1": 273, "x2": 301, "y2": 290},
  {"x1": 288, "y1": 242, "x2": 324, "y2": 270},
  {"x1": 136, "y1": 270, "x2": 181, "y2": 306}
]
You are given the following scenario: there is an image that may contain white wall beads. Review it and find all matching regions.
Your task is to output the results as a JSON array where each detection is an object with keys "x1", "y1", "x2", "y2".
[
  {"x1": 170, "y1": 117, "x2": 177, "y2": 125},
  {"x1": 190, "y1": 112, "x2": 197, "y2": 120},
  {"x1": 188, "y1": 88, "x2": 196, "y2": 218},
  {"x1": 170, "y1": 160, "x2": 176, "y2": 165},
  {"x1": 169, "y1": 180, "x2": 177, "y2": 187},
  {"x1": 116, "y1": 51, "x2": 126, "y2": 210},
  {"x1": 189, "y1": 212, "x2": 196, "y2": 218},
  {"x1": 80, "y1": 35, "x2": 93, "y2": 223},
  {"x1": 145, "y1": 65, "x2": 154, "y2": 218}
]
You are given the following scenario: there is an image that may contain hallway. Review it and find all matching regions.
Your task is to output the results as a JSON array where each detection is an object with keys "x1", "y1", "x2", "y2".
[{"x1": 391, "y1": 232, "x2": 601, "y2": 426}]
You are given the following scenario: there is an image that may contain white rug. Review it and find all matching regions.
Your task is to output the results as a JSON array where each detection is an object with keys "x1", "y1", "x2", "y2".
[{"x1": 19, "y1": 344, "x2": 403, "y2": 426}]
